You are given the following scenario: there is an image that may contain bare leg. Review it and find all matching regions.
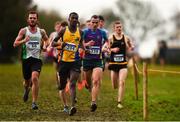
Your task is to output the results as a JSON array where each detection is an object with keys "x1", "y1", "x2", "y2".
[
  {"x1": 118, "y1": 68, "x2": 128, "y2": 103},
  {"x1": 84, "y1": 70, "x2": 92, "y2": 92},
  {"x1": 23, "y1": 79, "x2": 31, "y2": 102},
  {"x1": 91, "y1": 67, "x2": 102, "y2": 102},
  {"x1": 53, "y1": 62, "x2": 60, "y2": 87},
  {"x1": 69, "y1": 71, "x2": 79, "y2": 107},
  {"x1": 110, "y1": 71, "x2": 118, "y2": 89},
  {"x1": 31, "y1": 71, "x2": 40, "y2": 103},
  {"x1": 23, "y1": 79, "x2": 31, "y2": 88},
  {"x1": 58, "y1": 75, "x2": 68, "y2": 107},
  {"x1": 59, "y1": 90, "x2": 68, "y2": 106},
  {"x1": 160, "y1": 58, "x2": 165, "y2": 67}
]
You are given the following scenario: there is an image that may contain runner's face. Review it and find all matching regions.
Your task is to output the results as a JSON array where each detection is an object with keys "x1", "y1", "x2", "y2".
[
  {"x1": 55, "y1": 24, "x2": 61, "y2": 32},
  {"x1": 27, "y1": 14, "x2": 38, "y2": 27},
  {"x1": 99, "y1": 20, "x2": 104, "y2": 28},
  {"x1": 69, "y1": 14, "x2": 78, "y2": 26},
  {"x1": 114, "y1": 24, "x2": 122, "y2": 34},
  {"x1": 91, "y1": 18, "x2": 99, "y2": 29},
  {"x1": 86, "y1": 21, "x2": 91, "y2": 28}
]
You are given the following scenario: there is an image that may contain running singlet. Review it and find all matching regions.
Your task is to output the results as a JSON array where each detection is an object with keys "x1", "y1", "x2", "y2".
[
  {"x1": 83, "y1": 28, "x2": 108, "y2": 60},
  {"x1": 61, "y1": 26, "x2": 81, "y2": 62},
  {"x1": 21, "y1": 27, "x2": 42, "y2": 59},
  {"x1": 109, "y1": 35, "x2": 127, "y2": 65}
]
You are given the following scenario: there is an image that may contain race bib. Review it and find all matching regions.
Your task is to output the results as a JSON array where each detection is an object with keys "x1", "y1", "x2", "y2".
[
  {"x1": 114, "y1": 54, "x2": 124, "y2": 62},
  {"x1": 27, "y1": 41, "x2": 40, "y2": 49},
  {"x1": 64, "y1": 43, "x2": 76, "y2": 52},
  {"x1": 89, "y1": 46, "x2": 100, "y2": 55}
]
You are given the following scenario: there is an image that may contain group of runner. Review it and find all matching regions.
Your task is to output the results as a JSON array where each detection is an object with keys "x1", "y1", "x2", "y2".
[{"x1": 13, "y1": 11, "x2": 134, "y2": 116}]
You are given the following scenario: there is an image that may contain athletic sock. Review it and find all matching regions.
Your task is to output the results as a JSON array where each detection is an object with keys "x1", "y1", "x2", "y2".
[
  {"x1": 91, "y1": 101, "x2": 96, "y2": 105},
  {"x1": 118, "y1": 101, "x2": 122, "y2": 104}
]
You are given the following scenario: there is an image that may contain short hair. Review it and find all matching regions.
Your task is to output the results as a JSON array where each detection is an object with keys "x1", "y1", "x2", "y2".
[
  {"x1": 27, "y1": 11, "x2": 38, "y2": 19},
  {"x1": 113, "y1": 21, "x2": 122, "y2": 27},
  {"x1": 99, "y1": 15, "x2": 104, "y2": 21},
  {"x1": 69, "y1": 12, "x2": 79, "y2": 19},
  {"x1": 54, "y1": 21, "x2": 61, "y2": 26},
  {"x1": 61, "y1": 21, "x2": 68, "y2": 27},
  {"x1": 91, "y1": 15, "x2": 99, "y2": 20},
  {"x1": 86, "y1": 20, "x2": 91, "y2": 23},
  {"x1": 114, "y1": 21, "x2": 122, "y2": 25}
]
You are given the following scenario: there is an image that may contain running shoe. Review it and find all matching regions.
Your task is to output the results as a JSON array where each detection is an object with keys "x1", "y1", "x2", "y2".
[
  {"x1": 63, "y1": 106, "x2": 69, "y2": 113},
  {"x1": 117, "y1": 103, "x2": 123, "y2": 109},
  {"x1": 69, "y1": 107, "x2": 77, "y2": 116},
  {"x1": 32, "y1": 102, "x2": 38, "y2": 110},
  {"x1": 90, "y1": 103, "x2": 97, "y2": 112}
]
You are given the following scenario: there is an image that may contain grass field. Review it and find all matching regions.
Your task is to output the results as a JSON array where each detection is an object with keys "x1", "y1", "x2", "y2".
[{"x1": 0, "y1": 63, "x2": 180, "y2": 121}]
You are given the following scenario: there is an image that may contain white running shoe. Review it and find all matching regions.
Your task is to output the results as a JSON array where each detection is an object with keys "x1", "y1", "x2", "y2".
[{"x1": 117, "y1": 103, "x2": 123, "y2": 109}]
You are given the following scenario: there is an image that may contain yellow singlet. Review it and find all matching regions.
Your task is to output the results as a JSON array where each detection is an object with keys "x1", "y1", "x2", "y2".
[{"x1": 61, "y1": 26, "x2": 81, "y2": 62}]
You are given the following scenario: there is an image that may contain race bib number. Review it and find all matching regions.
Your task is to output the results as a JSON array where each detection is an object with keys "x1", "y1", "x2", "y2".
[
  {"x1": 64, "y1": 43, "x2": 76, "y2": 52},
  {"x1": 27, "y1": 41, "x2": 40, "y2": 49},
  {"x1": 89, "y1": 46, "x2": 100, "y2": 55},
  {"x1": 114, "y1": 54, "x2": 124, "y2": 62}
]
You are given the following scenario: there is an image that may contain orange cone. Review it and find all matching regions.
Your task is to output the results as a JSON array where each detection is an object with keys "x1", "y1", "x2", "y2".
[{"x1": 77, "y1": 80, "x2": 85, "y2": 90}]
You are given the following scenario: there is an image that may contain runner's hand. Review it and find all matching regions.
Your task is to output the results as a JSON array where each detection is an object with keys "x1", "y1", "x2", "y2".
[
  {"x1": 23, "y1": 36, "x2": 30, "y2": 43},
  {"x1": 111, "y1": 47, "x2": 120, "y2": 53}
]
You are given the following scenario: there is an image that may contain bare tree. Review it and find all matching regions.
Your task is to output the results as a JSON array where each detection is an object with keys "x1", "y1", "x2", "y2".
[
  {"x1": 101, "y1": 0, "x2": 164, "y2": 43},
  {"x1": 171, "y1": 11, "x2": 180, "y2": 39}
]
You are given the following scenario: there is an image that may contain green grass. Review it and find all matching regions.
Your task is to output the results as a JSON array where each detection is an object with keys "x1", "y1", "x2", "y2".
[{"x1": 0, "y1": 63, "x2": 180, "y2": 121}]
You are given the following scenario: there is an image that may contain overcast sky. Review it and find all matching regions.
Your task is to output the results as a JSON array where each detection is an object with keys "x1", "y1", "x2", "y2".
[
  {"x1": 33, "y1": 0, "x2": 180, "y2": 20},
  {"x1": 32, "y1": 0, "x2": 117, "y2": 19}
]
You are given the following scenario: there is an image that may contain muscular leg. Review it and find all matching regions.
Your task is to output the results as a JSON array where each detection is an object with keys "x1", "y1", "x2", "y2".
[
  {"x1": 118, "y1": 68, "x2": 128, "y2": 103},
  {"x1": 84, "y1": 70, "x2": 92, "y2": 92},
  {"x1": 69, "y1": 70, "x2": 80, "y2": 107},
  {"x1": 31, "y1": 71, "x2": 40, "y2": 103},
  {"x1": 23, "y1": 79, "x2": 31, "y2": 102},
  {"x1": 59, "y1": 90, "x2": 68, "y2": 106},
  {"x1": 23, "y1": 79, "x2": 31, "y2": 88},
  {"x1": 53, "y1": 61, "x2": 60, "y2": 87},
  {"x1": 58, "y1": 75, "x2": 68, "y2": 107},
  {"x1": 91, "y1": 67, "x2": 102, "y2": 102},
  {"x1": 22, "y1": 59, "x2": 32, "y2": 102}
]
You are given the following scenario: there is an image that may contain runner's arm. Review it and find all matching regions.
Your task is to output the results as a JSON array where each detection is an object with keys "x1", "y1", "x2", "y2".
[
  {"x1": 52, "y1": 28, "x2": 65, "y2": 48},
  {"x1": 125, "y1": 35, "x2": 134, "y2": 51},
  {"x1": 102, "y1": 30, "x2": 110, "y2": 53},
  {"x1": 13, "y1": 28, "x2": 27, "y2": 47},
  {"x1": 40, "y1": 29, "x2": 49, "y2": 51}
]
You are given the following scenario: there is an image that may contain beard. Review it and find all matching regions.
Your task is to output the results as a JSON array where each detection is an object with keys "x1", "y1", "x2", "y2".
[
  {"x1": 29, "y1": 23, "x2": 36, "y2": 27},
  {"x1": 29, "y1": 21, "x2": 37, "y2": 27}
]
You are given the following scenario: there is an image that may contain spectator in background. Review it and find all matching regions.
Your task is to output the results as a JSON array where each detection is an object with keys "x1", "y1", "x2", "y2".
[{"x1": 158, "y1": 40, "x2": 167, "y2": 66}]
